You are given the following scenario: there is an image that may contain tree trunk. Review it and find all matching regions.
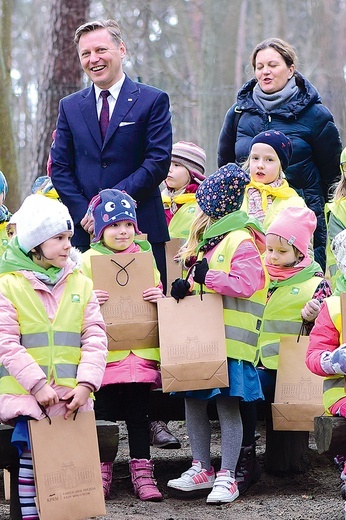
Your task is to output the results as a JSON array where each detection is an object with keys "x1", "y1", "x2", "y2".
[
  {"x1": 0, "y1": 0, "x2": 20, "y2": 212},
  {"x1": 33, "y1": 0, "x2": 91, "y2": 184}
]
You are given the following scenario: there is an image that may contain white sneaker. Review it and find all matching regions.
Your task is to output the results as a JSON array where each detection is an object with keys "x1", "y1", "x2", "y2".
[
  {"x1": 206, "y1": 470, "x2": 239, "y2": 503},
  {"x1": 167, "y1": 460, "x2": 215, "y2": 491}
]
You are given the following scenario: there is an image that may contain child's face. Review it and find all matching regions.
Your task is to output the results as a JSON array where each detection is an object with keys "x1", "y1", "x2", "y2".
[
  {"x1": 249, "y1": 143, "x2": 281, "y2": 184},
  {"x1": 166, "y1": 162, "x2": 191, "y2": 190},
  {"x1": 103, "y1": 221, "x2": 135, "y2": 251},
  {"x1": 32, "y1": 231, "x2": 72, "y2": 269},
  {"x1": 265, "y1": 234, "x2": 300, "y2": 267}
]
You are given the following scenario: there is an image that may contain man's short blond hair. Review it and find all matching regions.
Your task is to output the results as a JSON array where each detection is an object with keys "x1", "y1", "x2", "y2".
[{"x1": 74, "y1": 19, "x2": 122, "y2": 46}]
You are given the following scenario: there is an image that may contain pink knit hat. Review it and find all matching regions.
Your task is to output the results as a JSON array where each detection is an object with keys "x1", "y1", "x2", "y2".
[
  {"x1": 171, "y1": 141, "x2": 206, "y2": 184},
  {"x1": 266, "y1": 206, "x2": 316, "y2": 257}
]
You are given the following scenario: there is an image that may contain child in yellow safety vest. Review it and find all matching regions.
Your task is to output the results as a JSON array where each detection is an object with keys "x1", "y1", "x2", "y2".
[
  {"x1": 237, "y1": 130, "x2": 310, "y2": 493},
  {"x1": 161, "y1": 140, "x2": 206, "y2": 239},
  {"x1": 306, "y1": 228, "x2": 346, "y2": 511},
  {"x1": 167, "y1": 163, "x2": 268, "y2": 505},
  {"x1": 325, "y1": 146, "x2": 346, "y2": 289},
  {"x1": 254, "y1": 206, "x2": 331, "y2": 473},
  {"x1": 0, "y1": 194, "x2": 107, "y2": 520},
  {"x1": 81, "y1": 188, "x2": 165, "y2": 502},
  {"x1": 241, "y1": 130, "x2": 306, "y2": 230}
]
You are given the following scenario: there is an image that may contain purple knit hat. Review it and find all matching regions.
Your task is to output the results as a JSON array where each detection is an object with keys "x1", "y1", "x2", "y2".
[
  {"x1": 89, "y1": 189, "x2": 140, "y2": 242},
  {"x1": 171, "y1": 141, "x2": 206, "y2": 184},
  {"x1": 196, "y1": 163, "x2": 250, "y2": 219},
  {"x1": 250, "y1": 130, "x2": 293, "y2": 171}
]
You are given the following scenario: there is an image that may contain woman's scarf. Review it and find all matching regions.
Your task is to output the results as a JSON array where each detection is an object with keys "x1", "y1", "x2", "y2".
[{"x1": 252, "y1": 76, "x2": 299, "y2": 113}]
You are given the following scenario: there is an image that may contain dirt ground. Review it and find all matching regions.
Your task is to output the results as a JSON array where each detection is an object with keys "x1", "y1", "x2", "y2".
[{"x1": 0, "y1": 420, "x2": 344, "y2": 520}]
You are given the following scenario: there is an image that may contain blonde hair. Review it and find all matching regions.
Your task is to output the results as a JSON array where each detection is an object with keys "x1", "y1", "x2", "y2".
[
  {"x1": 331, "y1": 176, "x2": 346, "y2": 201},
  {"x1": 74, "y1": 19, "x2": 122, "y2": 46},
  {"x1": 179, "y1": 211, "x2": 213, "y2": 263}
]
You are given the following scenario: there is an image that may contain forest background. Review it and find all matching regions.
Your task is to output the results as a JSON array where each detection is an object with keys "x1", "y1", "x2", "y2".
[{"x1": 0, "y1": 0, "x2": 345, "y2": 213}]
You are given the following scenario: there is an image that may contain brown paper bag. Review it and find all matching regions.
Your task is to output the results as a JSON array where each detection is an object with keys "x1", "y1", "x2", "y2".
[
  {"x1": 157, "y1": 294, "x2": 228, "y2": 392},
  {"x1": 272, "y1": 335, "x2": 324, "y2": 431},
  {"x1": 29, "y1": 411, "x2": 105, "y2": 520},
  {"x1": 91, "y1": 253, "x2": 158, "y2": 350},
  {"x1": 165, "y1": 238, "x2": 184, "y2": 290}
]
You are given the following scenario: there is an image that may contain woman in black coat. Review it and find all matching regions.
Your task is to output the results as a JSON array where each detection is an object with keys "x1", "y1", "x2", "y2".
[{"x1": 218, "y1": 37, "x2": 342, "y2": 272}]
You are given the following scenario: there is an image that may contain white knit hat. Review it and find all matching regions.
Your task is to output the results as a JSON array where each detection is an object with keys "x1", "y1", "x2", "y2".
[{"x1": 16, "y1": 194, "x2": 74, "y2": 253}]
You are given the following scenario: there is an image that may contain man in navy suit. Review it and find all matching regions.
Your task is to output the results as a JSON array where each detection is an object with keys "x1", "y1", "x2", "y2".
[{"x1": 51, "y1": 19, "x2": 172, "y2": 291}]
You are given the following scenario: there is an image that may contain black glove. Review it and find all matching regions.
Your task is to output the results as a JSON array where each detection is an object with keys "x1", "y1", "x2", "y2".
[
  {"x1": 193, "y1": 258, "x2": 209, "y2": 285},
  {"x1": 171, "y1": 278, "x2": 191, "y2": 301}
]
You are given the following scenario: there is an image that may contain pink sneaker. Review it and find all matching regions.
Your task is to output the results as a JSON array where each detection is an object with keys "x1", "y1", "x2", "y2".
[
  {"x1": 206, "y1": 470, "x2": 239, "y2": 503},
  {"x1": 167, "y1": 461, "x2": 215, "y2": 491}
]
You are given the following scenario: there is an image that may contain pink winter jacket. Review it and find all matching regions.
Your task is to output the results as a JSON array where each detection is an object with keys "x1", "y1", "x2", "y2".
[
  {"x1": 0, "y1": 261, "x2": 108, "y2": 424},
  {"x1": 305, "y1": 300, "x2": 346, "y2": 414}
]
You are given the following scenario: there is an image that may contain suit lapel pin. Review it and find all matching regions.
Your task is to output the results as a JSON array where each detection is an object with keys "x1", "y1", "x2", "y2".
[{"x1": 128, "y1": 98, "x2": 133, "y2": 101}]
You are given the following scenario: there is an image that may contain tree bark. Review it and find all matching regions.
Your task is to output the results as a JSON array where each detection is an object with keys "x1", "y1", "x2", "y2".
[{"x1": 33, "y1": 0, "x2": 91, "y2": 183}]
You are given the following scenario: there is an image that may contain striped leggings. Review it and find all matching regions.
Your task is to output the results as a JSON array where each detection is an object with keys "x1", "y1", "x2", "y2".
[{"x1": 18, "y1": 449, "x2": 38, "y2": 520}]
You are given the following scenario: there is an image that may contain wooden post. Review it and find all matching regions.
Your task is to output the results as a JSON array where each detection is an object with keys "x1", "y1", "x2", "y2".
[
  {"x1": 4, "y1": 469, "x2": 10, "y2": 500},
  {"x1": 314, "y1": 416, "x2": 346, "y2": 457},
  {"x1": 264, "y1": 401, "x2": 310, "y2": 475}
]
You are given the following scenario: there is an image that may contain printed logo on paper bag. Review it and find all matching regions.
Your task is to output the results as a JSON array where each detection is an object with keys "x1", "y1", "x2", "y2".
[
  {"x1": 43, "y1": 461, "x2": 96, "y2": 501},
  {"x1": 279, "y1": 377, "x2": 321, "y2": 401},
  {"x1": 167, "y1": 336, "x2": 219, "y2": 361},
  {"x1": 102, "y1": 295, "x2": 156, "y2": 323}
]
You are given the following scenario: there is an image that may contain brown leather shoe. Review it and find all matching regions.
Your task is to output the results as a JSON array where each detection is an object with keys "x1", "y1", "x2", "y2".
[{"x1": 149, "y1": 421, "x2": 181, "y2": 449}]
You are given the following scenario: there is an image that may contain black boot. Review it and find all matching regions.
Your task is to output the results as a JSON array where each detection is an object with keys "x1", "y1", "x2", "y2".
[{"x1": 235, "y1": 444, "x2": 261, "y2": 495}]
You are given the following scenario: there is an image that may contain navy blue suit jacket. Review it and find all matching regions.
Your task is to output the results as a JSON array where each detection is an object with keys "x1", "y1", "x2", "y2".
[{"x1": 51, "y1": 75, "x2": 172, "y2": 249}]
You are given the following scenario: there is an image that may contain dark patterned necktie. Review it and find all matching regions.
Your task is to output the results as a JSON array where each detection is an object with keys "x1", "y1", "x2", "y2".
[{"x1": 99, "y1": 90, "x2": 110, "y2": 141}]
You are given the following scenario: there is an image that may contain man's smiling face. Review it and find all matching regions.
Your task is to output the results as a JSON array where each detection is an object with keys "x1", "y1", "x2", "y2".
[{"x1": 78, "y1": 28, "x2": 126, "y2": 89}]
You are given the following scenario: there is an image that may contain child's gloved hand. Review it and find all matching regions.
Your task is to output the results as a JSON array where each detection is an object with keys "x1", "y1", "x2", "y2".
[
  {"x1": 171, "y1": 278, "x2": 191, "y2": 301},
  {"x1": 193, "y1": 258, "x2": 209, "y2": 285},
  {"x1": 301, "y1": 298, "x2": 321, "y2": 322},
  {"x1": 330, "y1": 344, "x2": 346, "y2": 374}
]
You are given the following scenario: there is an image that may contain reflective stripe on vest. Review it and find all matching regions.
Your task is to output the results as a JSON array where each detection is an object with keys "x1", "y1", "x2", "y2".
[
  {"x1": 0, "y1": 271, "x2": 92, "y2": 394},
  {"x1": 201, "y1": 228, "x2": 268, "y2": 363},
  {"x1": 22, "y1": 331, "x2": 81, "y2": 348},
  {"x1": 259, "y1": 277, "x2": 321, "y2": 370},
  {"x1": 323, "y1": 296, "x2": 344, "y2": 411}
]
